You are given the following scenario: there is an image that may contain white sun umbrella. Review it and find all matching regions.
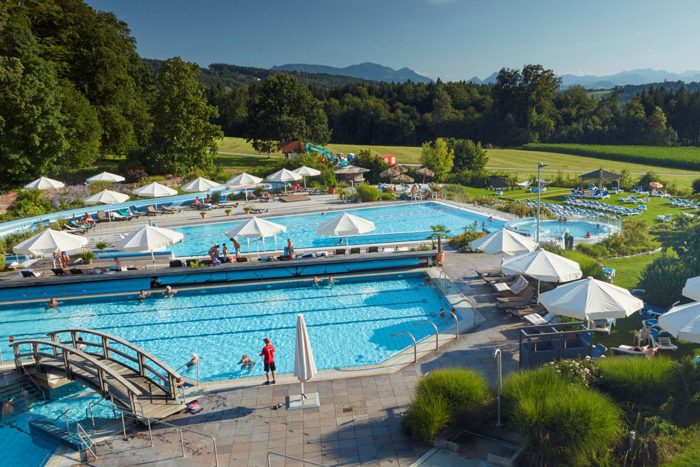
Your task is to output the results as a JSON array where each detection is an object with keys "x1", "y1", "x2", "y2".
[
  {"x1": 682, "y1": 276, "x2": 700, "y2": 302},
  {"x1": 13, "y1": 229, "x2": 88, "y2": 257},
  {"x1": 469, "y1": 228, "x2": 538, "y2": 256},
  {"x1": 502, "y1": 249, "x2": 582, "y2": 302},
  {"x1": 539, "y1": 277, "x2": 643, "y2": 322},
  {"x1": 181, "y1": 177, "x2": 221, "y2": 193},
  {"x1": 293, "y1": 314, "x2": 317, "y2": 401},
  {"x1": 659, "y1": 302, "x2": 700, "y2": 344},
  {"x1": 292, "y1": 166, "x2": 321, "y2": 189},
  {"x1": 224, "y1": 217, "x2": 287, "y2": 256},
  {"x1": 86, "y1": 171, "x2": 125, "y2": 183},
  {"x1": 226, "y1": 173, "x2": 263, "y2": 200},
  {"x1": 266, "y1": 168, "x2": 302, "y2": 193},
  {"x1": 133, "y1": 182, "x2": 178, "y2": 209},
  {"x1": 24, "y1": 177, "x2": 65, "y2": 190},
  {"x1": 317, "y1": 212, "x2": 376, "y2": 246},
  {"x1": 115, "y1": 225, "x2": 184, "y2": 269},
  {"x1": 84, "y1": 189, "x2": 130, "y2": 205}
]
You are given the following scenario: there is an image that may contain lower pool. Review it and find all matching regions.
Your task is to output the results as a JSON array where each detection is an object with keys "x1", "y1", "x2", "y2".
[{"x1": 0, "y1": 273, "x2": 451, "y2": 381}]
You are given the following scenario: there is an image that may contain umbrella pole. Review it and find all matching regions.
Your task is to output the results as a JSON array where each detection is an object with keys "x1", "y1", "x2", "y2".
[
  {"x1": 151, "y1": 250, "x2": 156, "y2": 270},
  {"x1": 537, "y1": 280, "x2": 541, "y2": 304},
  {"x1": 301, "y1": 381, "x2": 306, "y2": 399}
]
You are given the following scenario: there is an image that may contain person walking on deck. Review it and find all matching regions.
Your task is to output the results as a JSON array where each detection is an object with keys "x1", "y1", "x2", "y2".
[{"x1": 260, "y1": 337, "x2": 276, "y2": 385}]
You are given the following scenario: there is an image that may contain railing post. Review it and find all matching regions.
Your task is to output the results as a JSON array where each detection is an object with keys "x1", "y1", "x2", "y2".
[
  {"x1": 71, "y1": 331, "x2": 78, "y2": 349},
  {"x1": 121, "y1": 412, "x2": 127, "y2": 441},
  {"x1": 147, "y1": 417, "x2": 154, "y2": 448},
  {"x1": 137, "y1": 353, "x2": 146, "y2": 377},
  {"x1": 102, "y1": 336, "x2": 109, "y2": 359},
  {"x1": 49, "y1": 333, "x2": 59, "y2": 356},
  {"x1": 97, "y1": 368, "x2": 106, "y2": 393}
]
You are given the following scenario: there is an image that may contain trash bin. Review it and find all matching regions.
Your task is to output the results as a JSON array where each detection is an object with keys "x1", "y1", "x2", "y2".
[{"x1": 564, "y1": 235, "x2": 574, "y2": 250}]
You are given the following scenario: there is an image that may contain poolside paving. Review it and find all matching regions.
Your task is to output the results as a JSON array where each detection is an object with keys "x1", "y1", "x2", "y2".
[{"x1": 47, "y1": 251, "x2": 525, "y2": 467}]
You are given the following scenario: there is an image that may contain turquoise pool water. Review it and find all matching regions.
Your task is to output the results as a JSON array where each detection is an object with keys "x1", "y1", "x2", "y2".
[
  {"x1": 170, "y1": 201, "x2": 505, "y2": 256},
  {"x1": 0, "y1": 274, "x2": 451, "y2": 381},
  {"x1": 0, "y1": 386, "x2": 118, "y2": 467},
  {"x1": 507, "y1": 219, "x2": 614, "y2": 239}
]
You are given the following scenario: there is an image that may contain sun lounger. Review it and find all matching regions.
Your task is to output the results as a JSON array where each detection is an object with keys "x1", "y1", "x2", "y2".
[
  {"x1": 161, "y1": 205, "x2": 180, "y2": 214},
  {"x1": 63, "y1": 224, "x2": 87, "y2": 234},
  {"x1": 97, "y1": 211, "x2": 110, "y2": 222},
  {"x1": 250, "y1": 208, "x2": 268, "y2": 214},
  {"x1": 588, "y1": 318, "x2": 616, "y2": 334},
  {"x1": 611, "y1": 345, "x2": 647, "y2": 356},
  {"x1": 349, "y1": 248, "x2": 361, "y2": 254},
  {"x1": 20, "y1": 269, "x2": 41, "y2": 278},
  {"x1": 524, "y1": 312, "x2": 559, "y2": 326},
  {"x1": 491, "y1": 275, "x2": 529, "y2": 296},
  {"x1": 476, "y1": 268, "x2": 504, "y2": 278},
  {"x1": 496, "y1": 291, "x2": 535, "y2": 310},
  {"x1": 51, "y1": 267, "x2": 67, "y2": 276},
  {"x1": 497, "y1": 286, "x2": 534, "y2": 303},
  {"x1": 69, "y1": 268, "x2": 84, "y2": 275},
  {"x1": 505, "y1": 303, "x2": 544, "y2": 318},
  {"x1": 334, "y1": 249, "x2": 346, "y2": 256},
  {"x1": 652, "y1": 335, "x2": 678, "y2": 351},
  {"x1": 367, "y1": 246, "x2": 379, "y2": 253},
  {"x1": 591, "y1": 344, "x2": 607, "y2": 358},
  {"x1": 146, "y1": 206, "x2": 159, "y2": 216}
]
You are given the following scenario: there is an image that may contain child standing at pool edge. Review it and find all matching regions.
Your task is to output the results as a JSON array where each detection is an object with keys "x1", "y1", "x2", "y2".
[{"x1": 260, "y1": 337, "x2": 276, "y2": 385}]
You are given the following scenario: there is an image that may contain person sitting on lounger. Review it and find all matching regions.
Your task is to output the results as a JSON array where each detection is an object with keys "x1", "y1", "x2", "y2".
[
  {"x1": 164, "y1": 286, "x2": 177, "y2": 298},
  {"x1": 82, "y1": 212, "x2": 96, "y2": 226},
  {"x1": 193, "y1": 197, "x2": 201, "y2": 208},
  {"x1": 46, "y1": 297, "x2": 59, "y2": 309}
]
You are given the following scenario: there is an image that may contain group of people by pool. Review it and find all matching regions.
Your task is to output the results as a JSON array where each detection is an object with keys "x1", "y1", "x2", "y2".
[
  {"x1": 52, "y1": 249, "x2": 71, "y2": 269},
  {"x1": 208, "y1": 239, "x2": 241, "y2": 265},
  {"x1": 180, "y1": 337, "x2": 276, "y2": 384}
]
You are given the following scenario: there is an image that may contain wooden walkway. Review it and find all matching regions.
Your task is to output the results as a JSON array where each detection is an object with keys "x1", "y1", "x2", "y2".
[{"x1": 12, "y1": 329, "x2": 192, "y2": 420}]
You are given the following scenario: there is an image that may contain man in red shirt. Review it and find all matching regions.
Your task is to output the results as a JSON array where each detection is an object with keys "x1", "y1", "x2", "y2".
[{"x1": 260, "y1": 337, "x2": 276, "y2": 385}]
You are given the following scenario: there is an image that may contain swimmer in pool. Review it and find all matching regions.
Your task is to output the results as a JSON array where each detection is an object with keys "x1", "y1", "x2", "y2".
[
  {"x1": 138, "y1": 290, "x2": 150, "y2": 301},
  {"x1": 46, "y1": 298, "x2": 59, "y2": 309},
  {"x1": 164, "y1": 286, "x2": 177, "y2": 298},
  {"x1": 313, "y1": 276, "x2": 321, "y2": 287}
]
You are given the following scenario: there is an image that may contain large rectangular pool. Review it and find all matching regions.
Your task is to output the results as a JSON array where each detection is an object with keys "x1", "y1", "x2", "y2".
[
  {"x1": 170, "y1": 201, "x2": 505, "y2": 257},
  {"x1": 0, "y1": 273, "x2": 452, "y2": 382}
]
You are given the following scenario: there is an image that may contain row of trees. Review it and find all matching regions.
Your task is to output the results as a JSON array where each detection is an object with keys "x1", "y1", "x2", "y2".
[{"x1": 0, "y1": 1, "x2": 221, "y2": 187}]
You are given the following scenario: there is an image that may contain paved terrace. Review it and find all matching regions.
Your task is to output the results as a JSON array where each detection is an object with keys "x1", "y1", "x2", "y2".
[{"x1": 47, "y1": 251, "x2": 523, "y2": 467}]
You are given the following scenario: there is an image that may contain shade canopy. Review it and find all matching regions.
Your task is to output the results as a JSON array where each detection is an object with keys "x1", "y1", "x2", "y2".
[
  {"x1": 266, "y1": 168, "x2": 302, "y2": 183},
  {"x1": 501, "y1": 249, "x2": 582, "y2": 283},
  {"x1": 579, "y1": 168, "x2": 621, "y2": 181},
  {"x1": 334, "y1": 165, "x2": 370, "y2": 175},
  {"x1": 132, "y1": 182, "x2": 178, "y2": 198},
  {"x1": 380, "y1": 167, "x2": 402, "y2": 178},
  {"x1": 181, "y1": 177, "x2": 221, "y2": 192},
  {"x1": 86, "y1": 171, "x2": 125, "y2": 183},
  {"x1": 415, "y1": 167, "x2": 435, "y2": 177},
  {"x1": 115, "y1": 225, "x2": 184, "y2": 252},
  {"x1": 225, "y1": 217, "x2": 287, "y2": 239},
  {"x1": 84, "y1": 189, "x2": 130, "y2": 205},
  {"x1": 317, "y1": 213, "x2": 376, "y2": 237},
  {"x1": 226, "y1": 173, "x2": 263, "y2": 186},
  {"x1": 24, "y1": 177, "x2": 65, "y2": 190},
  {"x1": 292, "y1": 166, "x2": 321, "y2": 177},
  {"x1": 539, "y1": 277, "x2": 643, "y2": 320},
  {"x1": 13, "y1": 229, "x2": 88, "y2": 257},
  {"x1": 683, "y1": 276, "x2": 700, "y2": 302},
  {"x1": 659, "y1": 302, "x2": 700, "y2": 344},
  {"x1": 395, "y1": 174, "x2": 414, "y2": 183},
  {"x1": 649, "y1": 181, "x2": 664, "y2": 189},
  {"x1": 470, "y1": 229, "x2": 538, "y2": 255},
  {"x1": 293, "y1": 314, "x2": 317, "y2": 392}
]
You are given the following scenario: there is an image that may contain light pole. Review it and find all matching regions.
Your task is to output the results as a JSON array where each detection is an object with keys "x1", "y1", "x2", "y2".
[
  {"x1": 536, "y1": 162, "x2": 547, "y2": 244},
  {"x1": 494, "y1": 348, "x2": 503, "y2": 427}
]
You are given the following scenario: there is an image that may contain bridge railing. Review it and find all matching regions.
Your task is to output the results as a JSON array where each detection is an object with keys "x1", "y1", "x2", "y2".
[
  {"x1": 11, "y1": 339, "x2": 143, "y2": 413},
  {"x1": 48, "y1": 329, "x2": 182, "y2": 401}
]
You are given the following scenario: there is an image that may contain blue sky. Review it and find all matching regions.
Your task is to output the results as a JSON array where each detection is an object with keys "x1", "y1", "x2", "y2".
[{"x1": 87, "y1": 0, "x2": 700, "y2": 80}]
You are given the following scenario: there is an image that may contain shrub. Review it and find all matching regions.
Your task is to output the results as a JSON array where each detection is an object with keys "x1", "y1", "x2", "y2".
[
  {"x1": 595, "y1": 356, "x2": 675, "y2": 407},
  {"x1": 693, "y1": 178, "x2": 700, "y2": 195},
  {"x1": 417, "y1": 368, "x2": 491, "y2": 419},
  {"x1": 380, "y1": 192, "x2": 395, "y2": 201},
  {"x1": 562, "y1": 250, "x2": 604, "y2": 279},
  {"x1": 576, "y1": 242, "x2": 609, "y2": 258},
  {"x1": 0, "y1": 253, "x2": 5, "y2": 271},
  {"x1": 355, "y1": 184, "x2": 382, "y2": 202},
  {"x1": 544, "y1": 358, "x2": 600, "y2": 387},
  {"x1": 503, "y1": 367, "x2": 623, "y2": 466},
  {"x1": 401, "y1": 389, "x2": 451, "y2": 443},
  {"x1": 125, "y1": 167, "x2": 148, "y2": 183},
  {"x1": 449, "y1": 228, "x2": 486, "y2": 252},
  {"x1": 81, "y1": 251, "x2": 95, "y2": 263},
  {"x1": 95, "y1": 242, "x2": 108, "y2": 250},
  {"x1": 639, "y1": 256, "x2": 688, "y2": 306}
]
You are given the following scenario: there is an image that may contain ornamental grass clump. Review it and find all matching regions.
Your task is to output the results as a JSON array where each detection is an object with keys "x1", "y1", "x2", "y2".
[
  {"x1": 595, "y1": 356, "x2": 675, "y2": 407},
  {"x1": 503, "y1": 366, "x2": 623, "y2": 466},
  {"x1": 402, "y1": 368, "x2": 491, "y2": 443}
]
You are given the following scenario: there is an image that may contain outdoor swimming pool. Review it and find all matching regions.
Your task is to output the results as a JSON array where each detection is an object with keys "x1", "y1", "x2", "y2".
[
  {"x1": 0, "y1": 273, "x2": 452, "y2": 381},
  {"x1": 505, "y1": 218, "x2": 616, "y2": 240},
  {"x1": 169, "y1": 201, "x2": 505, "y2": 257}
]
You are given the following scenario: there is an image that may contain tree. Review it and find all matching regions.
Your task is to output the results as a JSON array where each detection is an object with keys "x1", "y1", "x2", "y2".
[
  {"x1": 0, "y1": 7, "x2": 66, "y2": 186},
  {"x1": 58, "y1": 80, "x2": 101, "y2": 169},
  {"x1": 141, "y1": 57, "x2": 223, "y2": 175},
  {"x1": 448, "y1": 139, "x2": 488, "y2": 172},
  {"x1": 244, "y1": 73, "x2": 330, "y2": 153},
  {"x1": 352, "y1": 150, "x2": 388, "y2": 184},
  {"x1": 420, "y1": 138, "x2": 454, "y2": 182}
]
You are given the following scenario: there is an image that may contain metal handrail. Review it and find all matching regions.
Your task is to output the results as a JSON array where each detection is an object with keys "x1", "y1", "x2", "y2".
[
  {"x1": 391, "y1": 331, "x2": 417, "y2": 363},
  {"x1": 15, "y1": 360, "x2": 47, "y2": 400},
  {"x1": 267, "y1": 451, "x2": 326, "y2": 467},
  {"x1": 76, "y1": 423, "x2": 98, "y2": 460},
  {"x1": 413, "y1": 320, "x2": 439, "y2": 350}
]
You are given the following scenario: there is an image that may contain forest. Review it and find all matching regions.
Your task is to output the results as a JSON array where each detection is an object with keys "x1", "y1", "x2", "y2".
[{"x1": 3, "y1": 0, "x2": 700, "y2": 189}]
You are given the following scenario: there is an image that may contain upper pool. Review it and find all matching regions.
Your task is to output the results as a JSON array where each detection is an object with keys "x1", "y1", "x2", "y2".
[
  {"x1": 170, "y1": 202, "x2": 506, "y2": 257},
  {"x1": 505, "y1": 218, "x2": 616, "y2": 241}
]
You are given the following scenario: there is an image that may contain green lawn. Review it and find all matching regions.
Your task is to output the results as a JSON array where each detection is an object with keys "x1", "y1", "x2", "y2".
[
  {"x1": 216, "y1": 137, "x2": 700, "y2": 190},
  {"x1": 601, "y1": 253, "x2": 662, "y2": 290},
  {"x1": 214, "y1": 154, "x2": 283, "y2": 175}
]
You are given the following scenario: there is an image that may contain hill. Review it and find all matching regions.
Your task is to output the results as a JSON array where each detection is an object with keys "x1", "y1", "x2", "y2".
[
  {"x1": 143, "y1": 59, "x2": 370, "y2": 89},
  {"x1": 272, "y1": 62, "x2": 432, "y2": 84}
]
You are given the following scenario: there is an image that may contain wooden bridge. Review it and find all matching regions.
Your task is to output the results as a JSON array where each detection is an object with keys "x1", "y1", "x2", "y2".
[{"x1": 11, "y1": 329, "x2": 191, "y2": 420}]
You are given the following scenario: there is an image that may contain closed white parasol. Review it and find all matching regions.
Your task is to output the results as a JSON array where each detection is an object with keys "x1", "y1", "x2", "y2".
[{"x1": 289, "y1": 314, "x2": 320, "y2": 410}]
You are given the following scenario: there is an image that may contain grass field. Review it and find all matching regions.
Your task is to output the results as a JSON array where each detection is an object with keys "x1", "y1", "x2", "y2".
[
  {"x1": 525, "y1": 143, "x2": 700, "y2": 171},
  {"x1": 216, "y1": 137, "x2": 700, "y2": 190}
]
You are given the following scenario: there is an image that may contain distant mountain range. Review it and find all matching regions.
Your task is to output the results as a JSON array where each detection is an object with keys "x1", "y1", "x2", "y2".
[
  {"x1": 272, "y1": 62, "x2": 433, "y2": 84},
  {"x1": 469, "y1": 68, "x2": 700, "y2": 90}
]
